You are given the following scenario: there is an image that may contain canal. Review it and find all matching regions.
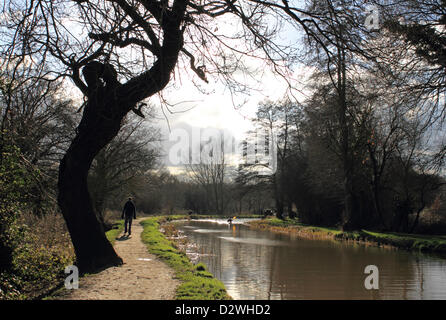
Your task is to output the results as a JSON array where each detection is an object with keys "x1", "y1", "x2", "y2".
[{"x1": 174, "y1": 218, "x2": 446, "y2": 300}]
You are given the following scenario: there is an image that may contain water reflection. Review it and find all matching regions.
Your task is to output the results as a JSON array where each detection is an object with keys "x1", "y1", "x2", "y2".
[{"x1": 175, "y1": 219, "x2": 446, "y2": 300}]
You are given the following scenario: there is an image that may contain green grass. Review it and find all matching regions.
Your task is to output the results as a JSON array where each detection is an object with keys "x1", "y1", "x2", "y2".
[
  {"x1": 105, "y1": 220, "x2": 124, "y2": 244},
  {"x1": 251, "y1": 218, "x2": 342, "y2": 238},
  {"x1": 339, "y1": 230, "x2": 446, "y2": 253},
  {"x1": 140, "y1": 217, "x2": 231, "y2": 300},
  {"x1": 250, "y1": 218, "x2": 446, "y2": 254}
]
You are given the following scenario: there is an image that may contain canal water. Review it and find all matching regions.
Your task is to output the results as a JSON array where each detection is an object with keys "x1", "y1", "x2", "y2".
[{"x1": 173, "y1": 219, "x2": 446, "y2": 300}]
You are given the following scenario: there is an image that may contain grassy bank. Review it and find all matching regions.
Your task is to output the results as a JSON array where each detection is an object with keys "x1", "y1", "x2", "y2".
[
  {"x1": 105, "y1": 220, "x2": 124, "y2": 244},
  {"x1": 249, "y1": 218, "x2": 446, "y2": 254},
  {"x1": 140, "y1": 216, "x2": 231, "y2": 300}
]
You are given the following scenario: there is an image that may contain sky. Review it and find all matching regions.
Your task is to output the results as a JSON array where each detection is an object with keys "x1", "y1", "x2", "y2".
[
  {"x1": 0, "y1": 0, "x2": 310, "y2": 176},
  {"x1": 144, "y1": 11, "x2": 309, "y2": 175},
  {"x1": 154, "y1": 63, "x2": 304, "y2": 175}
]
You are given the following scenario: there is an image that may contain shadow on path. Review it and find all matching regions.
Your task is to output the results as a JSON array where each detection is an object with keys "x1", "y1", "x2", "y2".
[{"x1": 116, "y1": 235, "x2": 131, "y2": 241}]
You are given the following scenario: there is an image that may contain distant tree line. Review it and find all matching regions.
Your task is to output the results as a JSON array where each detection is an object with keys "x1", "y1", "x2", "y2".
[{"x1": 237, "y1": 0, "x2": 446, "y2": 233}]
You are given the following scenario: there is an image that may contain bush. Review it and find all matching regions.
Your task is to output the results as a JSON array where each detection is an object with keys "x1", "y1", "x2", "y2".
[
  {"x1": 1, "y1": 143, "x2": 33, "y2": 272},
  {"x1": 0, "y1": 212, "x2": 75, "y2": 300},
  {"x1": 0, "y1": 140, "x2": 77, "y2": 299}
]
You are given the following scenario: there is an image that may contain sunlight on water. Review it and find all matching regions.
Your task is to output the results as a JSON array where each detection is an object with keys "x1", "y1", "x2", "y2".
[
  {"x1": 193, "y1": 229, "x2": 230, "y2": 233},
  {"x1": 219, "y1": 236, "x2": 287, "y2": 246}
]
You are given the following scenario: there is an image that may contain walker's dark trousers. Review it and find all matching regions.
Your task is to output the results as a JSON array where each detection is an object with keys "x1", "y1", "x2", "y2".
[
  {"x1": 124, "y1": 217, "x2": 133, "y2": 235},
  {"x1": 122, "y1": 199, "x2": 136, "y2": 234}
]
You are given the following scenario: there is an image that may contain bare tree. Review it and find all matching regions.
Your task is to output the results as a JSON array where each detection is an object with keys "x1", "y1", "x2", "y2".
[
  {"x1": 1, "y1": 62, "x2": 78, "y2": 217},
  {"x1": 186, "y1": 132, "x2": 227, "y2": 215},
  {"x1": 1, "y1": 0, "x2": 292, "y2": 272},
  {"x1": 253, "y1": 99, "x2": 293, "y2": 219}
]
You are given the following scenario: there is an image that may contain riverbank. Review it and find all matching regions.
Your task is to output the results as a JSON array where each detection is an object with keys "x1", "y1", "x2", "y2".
[
  {"x1": 140, "y1": 216, "x2": 231, "y2": 300},
  {"x1": 248, "y1": 218, "x2": 446, "y2": 255}
]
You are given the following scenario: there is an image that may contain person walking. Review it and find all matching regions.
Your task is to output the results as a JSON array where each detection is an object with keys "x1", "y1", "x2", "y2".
[{"x1": 121, "y1": 197, "x2": 136, "y2": 236}]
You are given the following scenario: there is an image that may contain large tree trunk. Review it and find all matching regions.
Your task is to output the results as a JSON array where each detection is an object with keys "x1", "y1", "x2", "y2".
[
  {"x1": 90, "y1": 149, "x2": 109, "y2": 231},
  {"x1": 57, "y1": 0, "x2": 187, "y2": 274},
  {"x1": 336, "y1": 26, "x2": 358, "y2": 232},
  {"x1": 275, "y1": 197, "x2": 284, "y2": 220},
  {"x1": 58, "y1": 95, "x2": 125, "y2": 274}
]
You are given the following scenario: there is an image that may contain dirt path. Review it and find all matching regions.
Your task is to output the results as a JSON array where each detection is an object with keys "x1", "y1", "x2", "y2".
[{"x1": 59, "y1": 218, "x2": 180, "y2": 300}]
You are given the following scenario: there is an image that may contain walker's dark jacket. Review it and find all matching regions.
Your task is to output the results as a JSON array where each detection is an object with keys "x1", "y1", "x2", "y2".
[{"x1": 122, "y1": 200, "x2": 136, "y2": 219}]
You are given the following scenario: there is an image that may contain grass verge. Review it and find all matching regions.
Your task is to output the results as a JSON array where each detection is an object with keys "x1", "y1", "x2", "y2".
[
  {"x1": 140, "y1": 216, "x2": 231, "y2": 300},
  {"x1": 337, "y1": 229, "x2": 446, "y2": 253},
  {"x1": 249, "y1": 218, "x2": 446, "y2": 254},
  {"x1": 105, "y1": 219, "x2": 124, "y2": 244},
  {"x1": 249, "y1": 218, "x2": 342, "y2": 241}
]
